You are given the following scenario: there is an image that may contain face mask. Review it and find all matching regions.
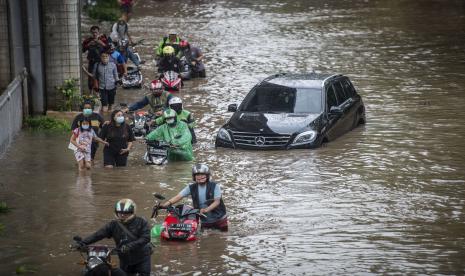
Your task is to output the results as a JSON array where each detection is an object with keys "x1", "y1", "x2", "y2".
[
  {"x1": 116, "y1": 116, "x2": 125, "y2": 124},
  {"x1": 166, "y1": 118, "x2": 175, "y2": 124},
  {"x1": 82, "y1": 124, "x2": 90, "y2": 130},
  {"x1": 83, "y1": 108, "x2": 92, "y2": 116}
]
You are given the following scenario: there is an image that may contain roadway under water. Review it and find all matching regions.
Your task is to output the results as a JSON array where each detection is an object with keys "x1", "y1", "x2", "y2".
[{"x1": 1, "y1": 0, "x2": 465, "y2": 274}]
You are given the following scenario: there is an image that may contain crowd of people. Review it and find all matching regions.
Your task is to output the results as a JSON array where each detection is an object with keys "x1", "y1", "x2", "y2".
[{"x1": 70, "y1": 1, "x2": 224, "y2": 275}]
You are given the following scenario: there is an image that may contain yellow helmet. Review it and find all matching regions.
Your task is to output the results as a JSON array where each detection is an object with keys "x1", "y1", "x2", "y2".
[{"x1": 162, "y1": 46, "x2": 175, "y2": 56}]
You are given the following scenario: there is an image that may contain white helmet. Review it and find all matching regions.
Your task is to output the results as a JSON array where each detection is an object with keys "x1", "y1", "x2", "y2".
[
  {"x1": 168, "y1": 97, "x2": 182, "y2": 105},
  {"x1": 168, "y1": 97, "x2": 183, "y2": 113}
]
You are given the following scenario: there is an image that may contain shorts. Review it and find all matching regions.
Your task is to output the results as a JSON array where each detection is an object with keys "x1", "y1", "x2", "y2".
[
  {"x1": 103, "y1": 147, "x2": 128, "y2": 167},
  {"x1": 75, "y1": 150, "x2": 91, "y2": 162},
  {"x1": 120, "y1": 4, "x2": 132, "y2": 14},
  {"x1": 202, "y1": 217, "x2": 228, "y2": 231}
]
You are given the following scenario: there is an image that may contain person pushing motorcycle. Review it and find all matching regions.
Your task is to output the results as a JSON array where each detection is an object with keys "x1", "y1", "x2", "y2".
[
  {"x1": 124, "y1": 79, "x2": 172, "y2": 118},
  {"x1": 161, "y1": 164, "x2": 228, "y2": 231},
  {"x1": 76, "y1": 199, "x2": 152, "y2": 276},
  {"x1": 145, "y1": 108, "x2": 193, "y2": 161}
]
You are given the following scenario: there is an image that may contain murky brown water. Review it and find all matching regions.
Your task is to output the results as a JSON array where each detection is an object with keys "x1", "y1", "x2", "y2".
[{"x1": 1, "y1": 0, "x2": 465, "y2": 274}]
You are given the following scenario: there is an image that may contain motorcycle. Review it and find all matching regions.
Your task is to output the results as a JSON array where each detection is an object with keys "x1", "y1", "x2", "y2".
[
  {"x1": 179, "y1": 56, "x2": 192, "y2": 80},
  {"x1": 144, "y1": 140, "x2": 170, "y2": 165},
  {"x1": 122, "y1": 40, "x2": 144, "y2": 89},
  {"x1": 70, "y1": 236, "x2": 119, "y2": 276},
  {"x1": 130, "y1": 110, "x2": 153, "y2": 139},
  {"x1": 160, "y1": 70, "x2": 182, "y2": 93},
  {"x1": 150, "y1": 193, "x2": 205, "y2": 241}
]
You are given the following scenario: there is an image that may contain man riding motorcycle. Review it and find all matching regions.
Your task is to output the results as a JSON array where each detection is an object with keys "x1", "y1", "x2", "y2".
[
  {"x1": 157, "y1": 46, "x2": 182, "y2": 74},
  {"x1": 77, "y1": 199, "x2": 152, "y2": 276},
  {"x1": 145, "y1": 108, "x2": 193, "y2": 161},
  {"x1": 124, "y1": 79, "x2": 172, "y2": 118},
  {"x1": 155, "y1": 31, "x2": 182, "y2": 58},
  {"x1": 155, "y1": 97, "x2": 196, "y2": 143},
  {"x1": 161, "y1": 164, "x2": 228, "y2": 231}
]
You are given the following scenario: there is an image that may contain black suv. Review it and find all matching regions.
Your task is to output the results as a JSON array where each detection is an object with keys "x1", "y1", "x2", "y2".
[{"x1": 215, "y1": 73, "x2": 366, "y2": 149}]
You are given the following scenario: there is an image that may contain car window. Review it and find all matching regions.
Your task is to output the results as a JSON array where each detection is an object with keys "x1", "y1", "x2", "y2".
[
  {"x1": 240, "y1": 83, "x2": 322, "y2": 113},
  {"x1": 333, "y1": 81, "x2": 347, "y2": 105},
  {"x1": 342, "y1": 78, "x2": 356, "y2": 97},
  {"x1": 326, "y1": 85, "x2": 337, "y2": 110}
]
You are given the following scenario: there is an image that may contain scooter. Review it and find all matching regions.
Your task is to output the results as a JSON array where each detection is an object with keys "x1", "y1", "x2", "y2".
[
  {"x1": 150, "y1": 193, "x2": 205, "y2": 241},
  {"x1": 160, "y1": 70, "x2": 182, "y2": 93},
  {"x1": 144, "y1": 140, "x2": 170, "y2": 165},
  {"x1": 70, "y1": 236, "x2": 119, "y2": 276}
]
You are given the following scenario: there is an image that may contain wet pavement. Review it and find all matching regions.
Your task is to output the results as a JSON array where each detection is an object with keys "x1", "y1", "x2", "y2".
[{"x1": 1, "y1": 0, "x2": 465, "y2": 274}]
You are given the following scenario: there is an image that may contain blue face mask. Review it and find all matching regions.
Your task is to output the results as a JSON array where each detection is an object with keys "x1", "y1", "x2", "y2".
[
  {"x1": 116, "y1": 116, "x2": 125, "y2": 124},
  {"x1": 83, "y1": 108, "x2": 92, "y2": 116},
  {"x1": 82, "y1": 124, "x2": 90, "y2": 130}
]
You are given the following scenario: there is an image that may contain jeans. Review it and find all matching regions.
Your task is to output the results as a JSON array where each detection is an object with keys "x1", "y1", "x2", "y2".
[{"x1": 127, "y1": 48, "x2": 140, "y2": 66}]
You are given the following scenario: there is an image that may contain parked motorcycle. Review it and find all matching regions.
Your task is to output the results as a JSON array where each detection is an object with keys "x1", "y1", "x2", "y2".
[
  {"x1": 150, "y1": 193, "x2": 205, "y2": 241},
  {"x1": 160, "y1": 70, "x2": 182, "y2": 93},
  {"x1": 70, "y1": 236, "x2": 120, "y2": 276},
  {"x1": 144, "y1": 140, "x2": 170, "y2": 165}
]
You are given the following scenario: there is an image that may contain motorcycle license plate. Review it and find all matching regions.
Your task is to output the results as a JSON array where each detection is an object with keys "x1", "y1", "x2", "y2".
[
  {"x1": 169, "y1": 223, "x2": 192, "y2": 231},
  {"x1": 149, "y1": 148, "x2": 167, "y2": 155}
]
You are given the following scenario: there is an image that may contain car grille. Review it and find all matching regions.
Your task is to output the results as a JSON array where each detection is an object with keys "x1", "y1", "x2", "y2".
[{"x1": 231, "y1": 131, "x2": 291, "y2": 147}]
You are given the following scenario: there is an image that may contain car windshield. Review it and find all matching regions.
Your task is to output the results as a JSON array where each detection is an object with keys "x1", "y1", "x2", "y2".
[{"x1": 240, "y1": 83, "x2": 322, "y2": 113}]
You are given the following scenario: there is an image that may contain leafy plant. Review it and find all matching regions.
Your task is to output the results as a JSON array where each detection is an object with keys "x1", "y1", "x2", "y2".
[
  {"x1": 0, "y1": 201, "x2": 10, "y2": 214},
  {"x1": 55, "y1": 78, "x2": 81, "y2": 111},
  {"x1": 16, "y1": 265, "x2": 37, "y2": 274},
  {"x1": 24, "y1": 116, "x2": 71, "y2": 132},
  {"x1": 84, "y1": 0, "x2": 120, "y2": 22}
]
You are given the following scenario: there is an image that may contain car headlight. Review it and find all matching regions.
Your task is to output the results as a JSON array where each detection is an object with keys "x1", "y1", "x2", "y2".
[
  {"x1": 292, "y1": 130, "x2": 317, "y2": 145},
  {"x1": 217, "y1": 128, "x2": 232, "y2": 142}
]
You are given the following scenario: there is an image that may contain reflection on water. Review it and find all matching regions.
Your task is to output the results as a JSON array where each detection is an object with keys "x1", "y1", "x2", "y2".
[{"x1": 1, "y1": 0, "x2": 465, "y2": 274}]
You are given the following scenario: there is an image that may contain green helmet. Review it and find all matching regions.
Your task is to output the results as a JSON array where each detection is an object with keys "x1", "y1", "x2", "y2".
[
  {"x1": 163, "y1": 108, "x2": 177, "y2": 126},
  {"x1": 163, "y1": 108, "x2": 177, "y2": 119}
]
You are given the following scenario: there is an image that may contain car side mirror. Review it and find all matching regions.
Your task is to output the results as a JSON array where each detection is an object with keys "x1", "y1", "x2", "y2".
[
  {"x1": 329, "y1": 106, "x2": 343, "y2": 116},
  {"x1": 227, "y1": 104, "x2": 237, "y2": 112}
]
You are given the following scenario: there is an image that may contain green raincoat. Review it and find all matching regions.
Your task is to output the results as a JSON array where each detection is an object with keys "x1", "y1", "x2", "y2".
[{"x1": 146, "y1": 121, "x2": 193, "y2": 161}]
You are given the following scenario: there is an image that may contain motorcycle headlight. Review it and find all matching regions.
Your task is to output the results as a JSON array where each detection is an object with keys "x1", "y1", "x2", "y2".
[
  {"x1": 292, "y1": 130, "x2": 317, "y2": 146},
  {"x1": 217, "y1": 128, "x2": 232, "y2": 142}
]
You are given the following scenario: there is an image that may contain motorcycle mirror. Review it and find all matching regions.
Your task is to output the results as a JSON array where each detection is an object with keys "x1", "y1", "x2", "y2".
[{"x1": 153, "y1": 193, "x2": 166, "y2": 200}]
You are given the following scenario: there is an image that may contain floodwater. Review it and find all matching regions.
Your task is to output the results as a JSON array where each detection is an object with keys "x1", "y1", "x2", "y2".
[{"x1": 1, "y1": 0, "x2": 465, "y2": 274}]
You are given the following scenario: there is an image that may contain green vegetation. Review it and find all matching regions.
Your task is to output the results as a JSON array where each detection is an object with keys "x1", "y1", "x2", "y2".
[
  {"x1": 16, "y1": 265, "x2": 37, "y2": 274},
  {"x1": 24, "y1": 116, "x2": 71, "y2": 132},
  {"x1": 84, "y1": 0, "x2": 120, "y2": 22},
  {"x1": 55, "y1": 78, "x2": 81, "y2": 112},
  {"x1": 0, "y1": 201, "x2": 10, "y2": 214}
]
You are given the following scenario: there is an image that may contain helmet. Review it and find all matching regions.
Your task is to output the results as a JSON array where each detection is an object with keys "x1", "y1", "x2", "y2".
[
  {"x1": 179, "y1": 40, "x2": 189, "y2": 48},
  {"x1": 163, "y1": 108, "x2": 177, "y2": 126},
  {"x1": 150, "y1": 80, "x2": 163, "y2": 95},
  {"x1": 168, "y1": 97, "x2": 183, "y2": 113},
  {"x1": 192, "y1": 163, "x2": 210, "y2": 182},
  {"x1": 114, "y1": 198, "x2": 136, "y2": 223},
  {"x1": 162, "y1": 46, "x2": 175, "y2": 56}
]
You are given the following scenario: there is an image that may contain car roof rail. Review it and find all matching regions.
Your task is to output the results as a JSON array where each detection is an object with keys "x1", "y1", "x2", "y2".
[{"x1": 263, "y1": 72, "x2": 287, "y2": 82}]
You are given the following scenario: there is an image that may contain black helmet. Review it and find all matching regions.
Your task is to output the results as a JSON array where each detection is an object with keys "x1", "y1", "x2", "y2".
[{"x1": 192, "y1": 163, "x2": 210, "y2": 181}]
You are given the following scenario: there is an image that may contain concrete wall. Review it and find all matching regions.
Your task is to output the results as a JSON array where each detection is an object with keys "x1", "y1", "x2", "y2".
[
  {"x1": 0, "y1": 0, "x2": 11, "y2": 92},
  {"x1": 42, "y1": 0, "x2": 81, "y2": 110}
]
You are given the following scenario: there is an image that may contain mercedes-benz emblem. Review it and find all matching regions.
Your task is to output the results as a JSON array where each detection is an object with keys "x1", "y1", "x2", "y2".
[{"x1": 254, "y1": 136, "x2": 266, "y2": 146}]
